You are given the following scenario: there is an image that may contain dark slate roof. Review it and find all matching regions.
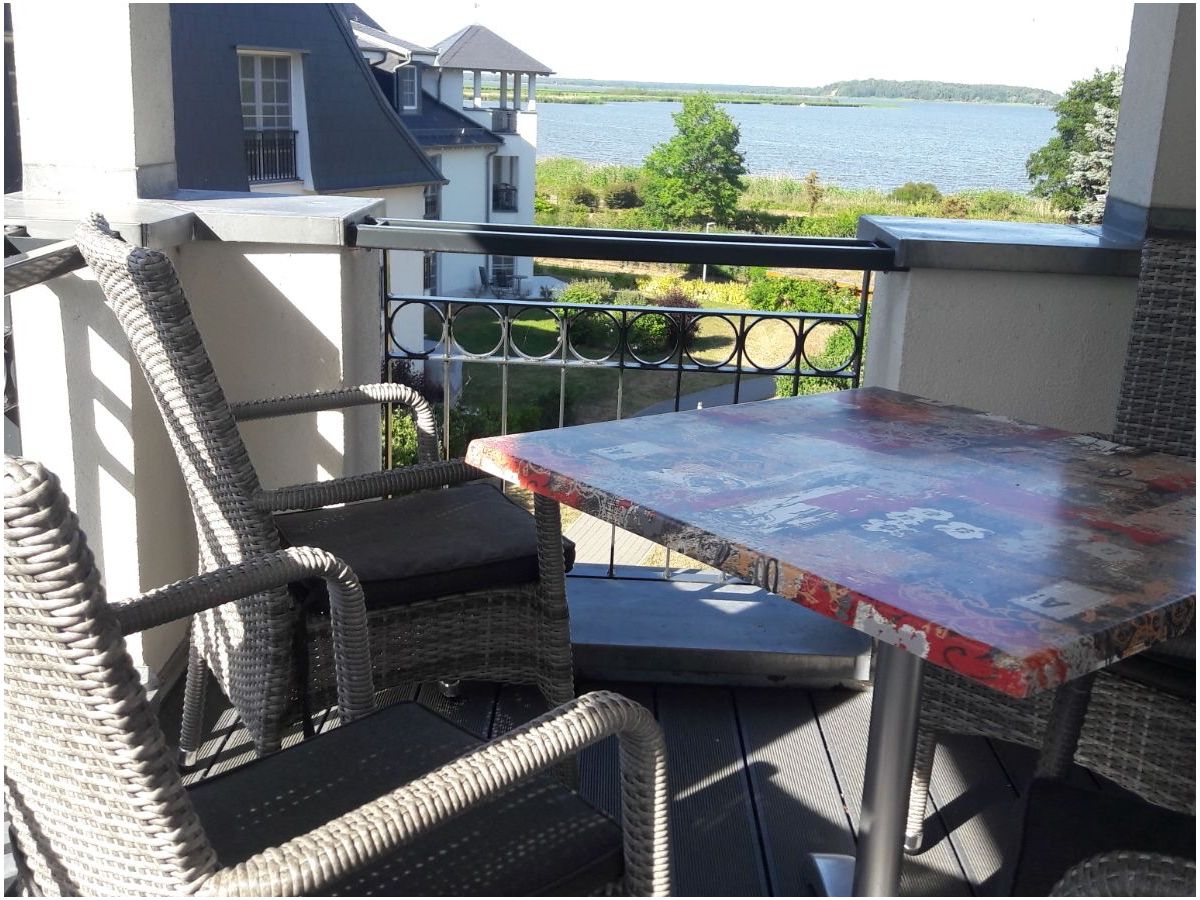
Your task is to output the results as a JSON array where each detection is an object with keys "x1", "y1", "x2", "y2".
[
  {"x1": 351, "y1": 19, "x2": 435, "y2": 56},
  {"x1": 435, "y1": 24, "x2": 553, "y2": 75},
  {"x1": 170, "y1": 3, "x2": 444, "y2": 193},
  {"x1": 403, "y1": 93, "x2": 503, "y2": 149},
  {"x1": 332, "y1": 4, "x2": 383, "y2": 31}
]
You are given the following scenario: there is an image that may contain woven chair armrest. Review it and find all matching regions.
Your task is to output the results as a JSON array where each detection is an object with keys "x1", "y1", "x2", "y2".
[
  {"x1": 202, "y1": 691, "x2": 670, "y2": 897},
  {"x1": 112, "y1": 547, "x2": 374, "y2": 723},
  {"x1": 231, "y1": 383, "x2": 441, "y2": 463},
  {"x1": 253, "y1": 460, "x2": 486, "y2": 512},
  {"x1": 1051, "y1": 851, "x2": 1196, "y2": 896}
]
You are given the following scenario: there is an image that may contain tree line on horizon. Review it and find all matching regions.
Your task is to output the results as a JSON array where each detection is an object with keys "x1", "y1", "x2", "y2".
[{"x1": 541, "y1": 77, "x2": 1061, "y2": 105}]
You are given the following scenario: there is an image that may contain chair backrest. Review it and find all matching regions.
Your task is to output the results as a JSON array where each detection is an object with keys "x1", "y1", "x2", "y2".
[
  {"x1": 1113, "y1": 235, "x2": 1196, "y2": 458},
  {"x1": 74, "y1": 214, "x2": 295, "y2": 752},
  {"x1": 4, "y1": 456, "x2": 217, "y2": 896}
]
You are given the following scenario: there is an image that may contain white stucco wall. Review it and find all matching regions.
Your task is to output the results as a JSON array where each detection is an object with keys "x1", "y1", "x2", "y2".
[
  {"x1": 12, "y1": 4, "x2": 177, "y2": 199},
  {"x1": 342, "y1": 186, "x2": 425, "y2": 295},
  {"x1": 865, "y1": 268, "x2": 1138, "y2": 433},
  {"x1": 436, "y1": 147, "x2": 491, "y2": 296},
  {"x1": 437, "y1": 69, "x2": 465, "y2": 108},
  {"x1": 9, "y1": 268, "x2": 196, "y2": 675},
  {"x1": 10, "y1": 231, "x2": 384, "y2": 679},
  {"x1": 176, "y1": 242, "x2": 383, "y2": 488}
]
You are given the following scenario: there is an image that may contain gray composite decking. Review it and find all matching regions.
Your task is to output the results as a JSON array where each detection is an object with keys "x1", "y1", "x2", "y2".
[{"x1": 156, "y1": 674, "x2": 1116, "y2": 896}]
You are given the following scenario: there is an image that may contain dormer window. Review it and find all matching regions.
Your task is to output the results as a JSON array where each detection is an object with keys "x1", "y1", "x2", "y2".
[
  {"x1": 397, "y1": 65, "x2": 419, "y2": 111},
  {"x1": 240, "y1": 53, "x2": 292, "y2": 130},
  {"x1": 239, "y1": 51, "x2": 302, "y2": 184}
]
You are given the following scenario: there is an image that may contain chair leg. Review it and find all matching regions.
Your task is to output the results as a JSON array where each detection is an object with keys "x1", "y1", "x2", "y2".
[
  {"x1": 533, "y1": 493, "x2": 575, "y2": 708},
  {"x1": 1035, "y1": 672, "x2": 1096, "y2": 779},
  {"x1": 437, "y1": 679, "x2": 463, "y2": 699},
  {"x1": 905, "y1": 729, "x2": 939, "y2": 853},
  {"x1": 178, "y1": 635, "x2": 208, "y2": 768}
]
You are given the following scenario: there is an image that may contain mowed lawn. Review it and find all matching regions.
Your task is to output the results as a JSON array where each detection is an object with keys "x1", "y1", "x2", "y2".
[{"x1": 429, "y1": 295, "x2": 844, "y2": 424}]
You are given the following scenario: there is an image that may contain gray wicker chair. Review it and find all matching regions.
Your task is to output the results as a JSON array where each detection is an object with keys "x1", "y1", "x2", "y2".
[
  {"x1": 906, "y1": 234, "x2": 1197, "y2": 851},
  {"x1": 3, "y1": 455, "x2": 671, "y2": 897},
  {"x1": 73, "y1": 213, "x2": 575, "y2": 760},
  {"x1": 1051, "y1": 852, "x2": 1196, "y2": 897}
]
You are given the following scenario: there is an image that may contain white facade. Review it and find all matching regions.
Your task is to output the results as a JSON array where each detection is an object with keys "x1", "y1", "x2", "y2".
[{"x1": 413, "y1": 48, "x2": 543, "y2": 297}]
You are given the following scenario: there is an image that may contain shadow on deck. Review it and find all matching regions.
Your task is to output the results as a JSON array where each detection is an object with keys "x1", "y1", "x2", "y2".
[{"x1": 158, "y1": 673, "x2": 1118, "y2": 896}]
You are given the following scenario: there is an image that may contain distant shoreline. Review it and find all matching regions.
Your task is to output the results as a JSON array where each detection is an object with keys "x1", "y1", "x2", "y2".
[{"x1": 524, "y1": 77, "x2": 1059, "y2": 108}]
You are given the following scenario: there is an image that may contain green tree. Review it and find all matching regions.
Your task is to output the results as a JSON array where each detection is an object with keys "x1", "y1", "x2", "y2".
[
  {"x1": 642, "y1": 93, "x2": 747, "y2": 227},
  {"x1": 1026, "y1": 68, "x2": 1122, "y2": 211},
  {"x1": 1068, "y1": 71, "x2": 1121, "y2": 223}
]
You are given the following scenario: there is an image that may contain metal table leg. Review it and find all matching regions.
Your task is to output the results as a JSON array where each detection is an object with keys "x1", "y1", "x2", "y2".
[
  {"x1": 854, "y1": 642, "x2": 925, "y2": 895},
  {"x1": 802, "y1": 641, "x2": 924, "y2": 897}
]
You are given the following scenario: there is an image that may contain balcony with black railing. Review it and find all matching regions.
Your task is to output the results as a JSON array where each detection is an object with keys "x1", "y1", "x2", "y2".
[
  {"x1": 491, "y1": 182, "x2": 518, "y2": 212},
  {"x1": 5, "y1": 197, "x2": 1189, "y2": 898},
  {"x1": 244, "y1": 129, "x2": 299, "y2": 184},
  {"x1": 490, "y1": 108, "x2": 519, "y2": 134}
]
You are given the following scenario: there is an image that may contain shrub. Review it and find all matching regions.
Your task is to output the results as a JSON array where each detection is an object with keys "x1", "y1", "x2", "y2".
[
  {"x1": 604, "y1": 181, "x2": 643, "y2": 209},
  {"x1": 731, "y1": 208, "x2": 790, "y2": 234},
  {"x1": 889, "y1": 181, "x2": 942, "y2": 204},
  {"x1": 938, "y1": 195, "x2": 971, "y2": 218},
  {"x1": 963, "y1": 189, "x2": 1022, "y2": 217},
  {"x1": 547, "y1": 202, "x2": 593, "y2": 227},
  {"x1": 533, "y1": 194, "x2": 556, "y2": 214},
  {"x1": 561, "y1": 279, "x2": 619, "y2": 350},
  {"x1": 569, "y1": 185, "x2": 600, "y2": 209},
  {"x1": 558, "y1": 278, "x2": 615, "y2": 306},
  {"x1": 746, "y1": 272, "x2": 859, "y2": 314},
  {"x1": 613, "y1": 289, "x2": 644, "y2": 306},
  {"x1": 775, "y1": 315, "x2": 867, "y2": 398},
  {"x1": 793, "y1": 210, "x2": 862, "y2": 237}
]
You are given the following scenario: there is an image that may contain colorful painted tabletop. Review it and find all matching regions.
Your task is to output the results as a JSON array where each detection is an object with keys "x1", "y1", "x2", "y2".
[{"x1": 466, "y1": 388, "x2": 1196, "y2": 697}]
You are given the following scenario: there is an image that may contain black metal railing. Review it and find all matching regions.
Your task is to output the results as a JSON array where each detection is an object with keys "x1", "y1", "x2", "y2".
[
  {"x1": 492, "y1": 182, "x2": 518, "y2": 212},
  {"x1": 491, "y1": 109, "x2": 519, "y2": 133},
  {"x1": 244, "y1": 129, "x2": 298, "y2": 184},
  {"x1": 423, "y1": 186, "x2": 440, "y2": 220},
  {"x1": 354, "y1": 218, "x2": 895, "y2": 577}
]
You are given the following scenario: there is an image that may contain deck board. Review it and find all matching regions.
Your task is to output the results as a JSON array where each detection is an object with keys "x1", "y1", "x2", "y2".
[
  {"x1": 656, "y1": 685, "x2": 770, "y2": 896},
  {"x1": 154, "y1": 677, "x2": 1043, "y2": 896},
  {"x1": 734, "y1": 687, "x2": 855, "y2": 896},
  {"x1": 925, "y1": 735, "x2": 1020, "y2": 895},
  {"x1": 577, "y1": 680, "x2": 658, "y2": 823},
  {"x1": 810, "y1": 688, "x2": 973, "y2": 897}
]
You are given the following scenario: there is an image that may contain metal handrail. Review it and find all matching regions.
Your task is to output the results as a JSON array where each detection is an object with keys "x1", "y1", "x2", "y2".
[
  {"x1": 4, "y1": 239, "x2": 85, "y2": 295},
  {"x1": 353, "y1": 218, "x2": 898, "y2": 270}
]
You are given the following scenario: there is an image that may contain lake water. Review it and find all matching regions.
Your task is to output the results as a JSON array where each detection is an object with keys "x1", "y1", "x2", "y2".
[{"x1": 538, "y1": 100, "x2": 1056, "y2": 194}]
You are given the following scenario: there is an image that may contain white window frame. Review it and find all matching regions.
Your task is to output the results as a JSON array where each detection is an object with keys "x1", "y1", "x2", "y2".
[
  {"x1": 423, "y1": 251, "x2": 439, "y2": 294},
  {"x1": 238, "y1": 48, "x2": 311, "y2": 187},
  {"x1": 490, "y1": 255, "x2": 515, "y2": 284},
  {"x1": 239, "y1": 52, "x2": 292, "y2": 131},
  {"x1": 396, "y1": 65, "x2": 419, "y2": 111},
  {"x1": 424, "y1": 154, "x2": 442, "y2": 219}
]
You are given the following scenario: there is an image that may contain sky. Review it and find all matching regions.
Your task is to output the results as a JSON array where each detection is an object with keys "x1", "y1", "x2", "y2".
[{"x1": 363, "y1": 0, "x2": 1135, "y2": 94}]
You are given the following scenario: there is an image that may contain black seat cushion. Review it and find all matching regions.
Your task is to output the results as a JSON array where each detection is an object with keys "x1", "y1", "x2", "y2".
[
  {"x1": 188, "y1": 701, "x2": 622, "y2": 895},
  {"x1": 275, "y1": 483, "x2": 574, "y2": 610},
  {"x1": 1011, "y1": 779, "x2": 1196, "y2": 895}
]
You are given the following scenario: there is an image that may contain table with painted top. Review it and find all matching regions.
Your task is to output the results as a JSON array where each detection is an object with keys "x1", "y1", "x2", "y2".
[{"x1": 465, "y1": 387, "x2": 1196, "y2": 895}]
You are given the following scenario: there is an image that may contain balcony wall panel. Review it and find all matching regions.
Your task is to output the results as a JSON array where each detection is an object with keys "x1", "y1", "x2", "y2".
[{"x1": 867, "y1": 268, "x2": 1137, "y2": 434}]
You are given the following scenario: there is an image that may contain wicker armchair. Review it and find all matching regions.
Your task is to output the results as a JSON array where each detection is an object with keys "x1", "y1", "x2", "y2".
[
  {"x1": 3, "y1": 456, "x2": 670, "y2": 897},
  {"x1": 74, "y1": 213, "x2": 575, "y2": 760},
  {"x1": 1051, "y1": 852, "x2": 1196, "y2": 897},
  {"x1": 905, "y1": 234, "x2": 1197, "y2": 851}
]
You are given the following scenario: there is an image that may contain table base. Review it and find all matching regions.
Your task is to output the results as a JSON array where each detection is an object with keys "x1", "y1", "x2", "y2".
[
  {"x1": 804, "y1": 643, "x2": 925, "y2": 896},
  {"x1": 801, "y1": 853, "x2": 856, "y2": 896}
]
